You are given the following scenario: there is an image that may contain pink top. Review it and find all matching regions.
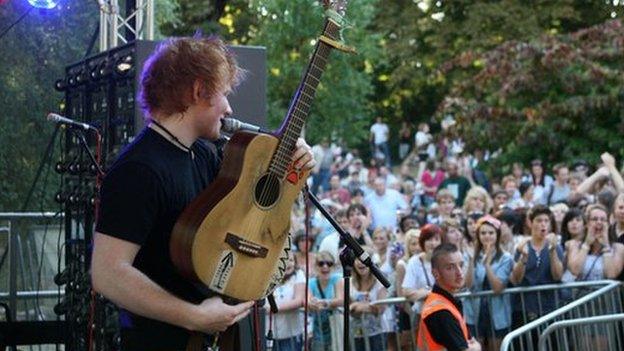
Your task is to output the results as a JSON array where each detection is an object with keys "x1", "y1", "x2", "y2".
[{"x1": 421, "y1": 170, "x2": 445, "y2": 196}]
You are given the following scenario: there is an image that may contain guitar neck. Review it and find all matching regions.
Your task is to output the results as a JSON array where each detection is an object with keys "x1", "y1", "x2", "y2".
[{"x1": 268, "y1": 18, "x2": 343, "y2": 178}]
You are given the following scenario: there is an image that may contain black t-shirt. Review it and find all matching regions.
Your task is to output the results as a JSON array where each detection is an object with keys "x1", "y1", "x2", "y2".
[
  {"x1": 96, "y1": 127, "x2": 221, "y2": 350},
  {"x1": 423, "y1": 285, "x2": 470, "y2": 351}
]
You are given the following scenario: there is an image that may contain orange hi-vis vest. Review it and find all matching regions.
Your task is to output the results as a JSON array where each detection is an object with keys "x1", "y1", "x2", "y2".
[{"x1": 417, "y1": 291, "x2": 470, "y2": 351}]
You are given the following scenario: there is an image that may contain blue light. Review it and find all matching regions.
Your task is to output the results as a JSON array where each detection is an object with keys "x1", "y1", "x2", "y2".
[{"x1": 27, "y1": 0, "x2": 59, "y2": 9}]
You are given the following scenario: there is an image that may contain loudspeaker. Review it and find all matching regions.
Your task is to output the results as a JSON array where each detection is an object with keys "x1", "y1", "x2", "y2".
[{"x1": 61, "y1": 40, "x2": 268, "y2": 165}]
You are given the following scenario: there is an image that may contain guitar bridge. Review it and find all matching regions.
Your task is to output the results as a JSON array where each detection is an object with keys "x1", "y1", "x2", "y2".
[{"x1": 225, "y1": 233, "x2": 269, "y2": 258}]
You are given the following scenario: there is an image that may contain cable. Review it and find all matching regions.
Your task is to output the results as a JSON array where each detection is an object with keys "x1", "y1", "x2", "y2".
[
  {"x1": 21, "y1": 125, "x2": 60, "y2": 211},
  {"x1": 0, "y1": 6, "x2": 33, "y2": 42},
  {"x1": 83, "y1": 23, "x2": 100, "y2": 59}
]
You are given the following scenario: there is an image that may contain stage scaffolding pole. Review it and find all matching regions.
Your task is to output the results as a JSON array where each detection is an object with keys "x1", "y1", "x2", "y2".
[{"x1": 97, "y1": 0, "x2": 154, "y2": 52}]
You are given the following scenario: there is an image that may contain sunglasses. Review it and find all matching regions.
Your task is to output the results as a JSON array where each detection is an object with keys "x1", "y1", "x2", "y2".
[{"x1": 316, "y1": 261, "x2": 334, "y2": 268}]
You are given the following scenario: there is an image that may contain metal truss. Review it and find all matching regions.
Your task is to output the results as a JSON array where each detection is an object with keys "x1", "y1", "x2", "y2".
[{"x1": 97, "y1": 0, "x2": 154, "y2": 51}]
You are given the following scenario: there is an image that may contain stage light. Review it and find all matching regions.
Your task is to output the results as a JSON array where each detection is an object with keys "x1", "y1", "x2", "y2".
[{"x1": 27, "y1": 0, "x2": 59, "y2": 9}]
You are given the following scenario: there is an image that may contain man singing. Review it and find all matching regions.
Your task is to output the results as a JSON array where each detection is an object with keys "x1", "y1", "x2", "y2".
[{"x1": 91, "y1": 35, "x2": 316, "y2": 350}]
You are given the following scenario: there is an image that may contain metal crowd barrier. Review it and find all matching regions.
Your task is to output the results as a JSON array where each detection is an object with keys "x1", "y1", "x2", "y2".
[
  {"x1": 283, "y1": 280, "x2": 622, "y2": 351},
  {"x1": 537, "y1": 313, "x2": 624, "y2": 351},
  {"x1": 500, "y1": 280, "x2": 624, "y2": 351},
  {"x1": 0, "y1": 212, "x2": 64, "y2": 322}
]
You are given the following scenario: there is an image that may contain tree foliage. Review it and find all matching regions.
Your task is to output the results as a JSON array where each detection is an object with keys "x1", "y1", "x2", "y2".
[
  {"x1": 0, "y1": 0, "x2": 98, "y2": 211},
  {"x1": 215, "y1": 0, "x2": 383, "y2": 145},
  {"x1": 373, "y1": 0, "x2": 621, "y2": 125},
  {"x1": 436, "y1": 19, "x2": 624, "y2": 174},
  {"x1": 0, "y1": 0, "x2": 179, "y2": 211},
  {"x1": 3, "y1": 0, "x2": 624, "y2": 210}
]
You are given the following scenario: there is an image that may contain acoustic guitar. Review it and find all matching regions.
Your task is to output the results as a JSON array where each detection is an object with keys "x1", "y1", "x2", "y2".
[{"x1": 170, "y1": 0, "x2": 353, "y2": 303}]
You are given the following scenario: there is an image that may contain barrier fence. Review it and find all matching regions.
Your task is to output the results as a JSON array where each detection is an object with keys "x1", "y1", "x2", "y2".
[
  {"x1": 500, "y1": 280, "x2": 624, "y2": 351},
  {"x1": 273, "y1": 280, "x2": 623, "y2": 351},
  {"x1": 537, "y1": 313, "x2": 624, "y2": 351},
  {"x1": 0, "y1": 212, "x2": 63, "y2": 322}
]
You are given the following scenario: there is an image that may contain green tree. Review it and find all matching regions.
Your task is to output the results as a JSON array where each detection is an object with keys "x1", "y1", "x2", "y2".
[
  {"x1": 373, "y1": 0, "x2": 621, "y2": 126},
  {"x1": 0, "y1": 1, "x2": 97, "y2": 211},
  {"x1": 217, "y1": 0, "x2": 384, "y2": 145},
  {"x1": 0, "y1": 0, "x2": 179, "y2": 210},
  {"x1": 436, "y1": 19, "x2": 624, "y2": 175}
]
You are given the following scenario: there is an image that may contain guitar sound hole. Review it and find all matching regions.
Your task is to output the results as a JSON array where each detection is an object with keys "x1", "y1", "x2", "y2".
[{"x1": 255, "y1": 174, "x2": 281, "y2": 208}]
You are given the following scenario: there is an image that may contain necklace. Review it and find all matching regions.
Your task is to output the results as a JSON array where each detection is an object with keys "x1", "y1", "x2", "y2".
[
  {"x1": 530, "y1": 241, "x2": 544, "y2": 268},
  {"x1": 150, "y1": 119, "x2": 195, "y2": 159}
]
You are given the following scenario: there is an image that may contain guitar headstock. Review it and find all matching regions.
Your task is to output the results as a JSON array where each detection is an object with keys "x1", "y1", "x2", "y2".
[{"x1": 322, "y1": 0, "x2": 348, "y2": 17}]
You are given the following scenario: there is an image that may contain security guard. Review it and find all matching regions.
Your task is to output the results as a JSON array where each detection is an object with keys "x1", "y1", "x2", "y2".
[{"x1": 417, "y1": 243, "x2": 481, "y2": 351}]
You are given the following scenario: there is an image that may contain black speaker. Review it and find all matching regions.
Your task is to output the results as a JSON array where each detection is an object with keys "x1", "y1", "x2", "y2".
[{"x1": 61, "y1": 40, "x2": 268, "y2": 166}]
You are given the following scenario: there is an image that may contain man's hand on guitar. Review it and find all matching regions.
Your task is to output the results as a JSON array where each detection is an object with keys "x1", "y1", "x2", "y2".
[
  {"x1": 292, "y1": 138, "x2": 316, "y2": 171},
  {"x1": 191, "y1": 297, "x2": 254, "y2": 333}
]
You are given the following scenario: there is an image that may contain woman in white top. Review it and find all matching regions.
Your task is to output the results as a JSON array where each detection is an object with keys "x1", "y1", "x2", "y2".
[
  {"x1": 372, "y1": 227, "x2": 400, "y2": 350},
  {"x1": 266, "y1": 251, "x2": 305, "y2": 351},
  {"x1": 394, "y1": 229, "x2": 421, "y2": 348},
  {"x1": 350, "y1": 254, "x2": 388, "y2": 351},
  {"x1": 567, "y1": 204, "x2": 624, "y2": 350},
  {"x1": 568, "y1": 204, "x2": 624, "y2": 281},
  {"x1": 401, "y1": 224, "x2": 442, "y2": 316}
]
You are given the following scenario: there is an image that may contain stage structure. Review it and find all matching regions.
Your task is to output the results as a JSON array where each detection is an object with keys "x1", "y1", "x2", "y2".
[
  {"x1": 46, "y1": 3, "x2": 267, "y2": 349},
  {"x1": 53, "y1": 39, "x2": 267, "y2": 350},
  {"x1": 97, "y1": 0, "x2": 154, "y2": 51}
]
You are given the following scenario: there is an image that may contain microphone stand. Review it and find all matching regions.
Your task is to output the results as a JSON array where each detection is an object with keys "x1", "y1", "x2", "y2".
[
  {"x1": 304, "y1": 186, "x2": 390, "y2": 351},
  {"x1": 70, "y1": 129, "x2": 105, "y2": 177}
]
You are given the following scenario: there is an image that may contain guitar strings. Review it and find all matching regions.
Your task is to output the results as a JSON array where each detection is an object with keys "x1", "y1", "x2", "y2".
[
  {"x1": 251, "y1": 32, "x2": 332, "y2": 253},
  {"x1": 255, "y1": 42, "x2": 330, "y2": 211},
  {"x1": 232, "y1": 21, "x2": 337, "y2": 301}
]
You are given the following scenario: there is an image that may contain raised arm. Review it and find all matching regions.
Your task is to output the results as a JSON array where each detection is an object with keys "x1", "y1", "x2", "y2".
[
  {"x1": 601, "y1": 152, "x2": 624, "y2": 193},
  {"x1": 576, "y1": 167, "x2": 610, "y2": 195}
]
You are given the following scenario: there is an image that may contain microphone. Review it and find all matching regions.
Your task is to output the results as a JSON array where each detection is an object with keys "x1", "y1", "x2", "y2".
[
  {"x1": 47, "y1": 113, "x2": 96, "y2": 131},
  {"x1": 221, "y1": 117, "x2": 268, "y2": 134}
]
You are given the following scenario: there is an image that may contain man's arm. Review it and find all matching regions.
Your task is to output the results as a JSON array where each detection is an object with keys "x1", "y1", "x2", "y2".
[
  {"x1": 91, "y1": 233, "x2": 253, "y2": 334},
  {"x1": 509, "y1": 240, "x2": 529, "y2": 285},
  {"x1": 546, "y1": 235, "x2": 564, "y2": 281}
]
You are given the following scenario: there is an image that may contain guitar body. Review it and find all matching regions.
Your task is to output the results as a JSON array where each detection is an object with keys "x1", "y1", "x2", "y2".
[{"x1": 171, "y1": 131, "x2": 309, "y2": 301}]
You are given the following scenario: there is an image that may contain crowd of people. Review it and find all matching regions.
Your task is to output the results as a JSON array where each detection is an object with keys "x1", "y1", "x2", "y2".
[
  {"x1": 268, "y1": 120, "x2": 624, "y2": 351},
  {"x1": 87, "y1": 35, "x2": 620, "y2": 351}
]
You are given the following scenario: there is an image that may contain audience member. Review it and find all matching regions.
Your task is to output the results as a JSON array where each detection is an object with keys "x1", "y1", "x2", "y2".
[
  {"x1": 568, "y1": 204, "x2": 624, "y2": 280},
  {"x1": 509, "y1": 206, "x2": 563, "y2": 328},
  {"x1": 350, "y1": 256, "x2": 388, "y2": 351},
  {"x1": 402, "y1": 224, "x2": 442, "y2": 318},
  {"x1": 464, "y1": 216, "x2": 513, "y2": 351},
  {"x1": 308, "y1": 251, "x2": 344, "y2": 351},
  {"x1": 364, "y1": 177, "x2": 408, "y2": 231},
  {"x1": 439, "y1": 159, "x2": 472, "y2": 206},
  {"x1": 543, "y1": 163, "x2": 570, "y2": 206},
  {"x1": 267, "y1": 252, "x2": 306, "y2": 351}
]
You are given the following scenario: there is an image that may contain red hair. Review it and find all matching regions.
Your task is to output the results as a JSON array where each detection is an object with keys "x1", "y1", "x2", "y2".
[
  {"x1": 419, "y1": 224, "x2": 442, "y2": 251},
  {"x1": 139, "y1": 35, "x2": 244, "y2": 118}
]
